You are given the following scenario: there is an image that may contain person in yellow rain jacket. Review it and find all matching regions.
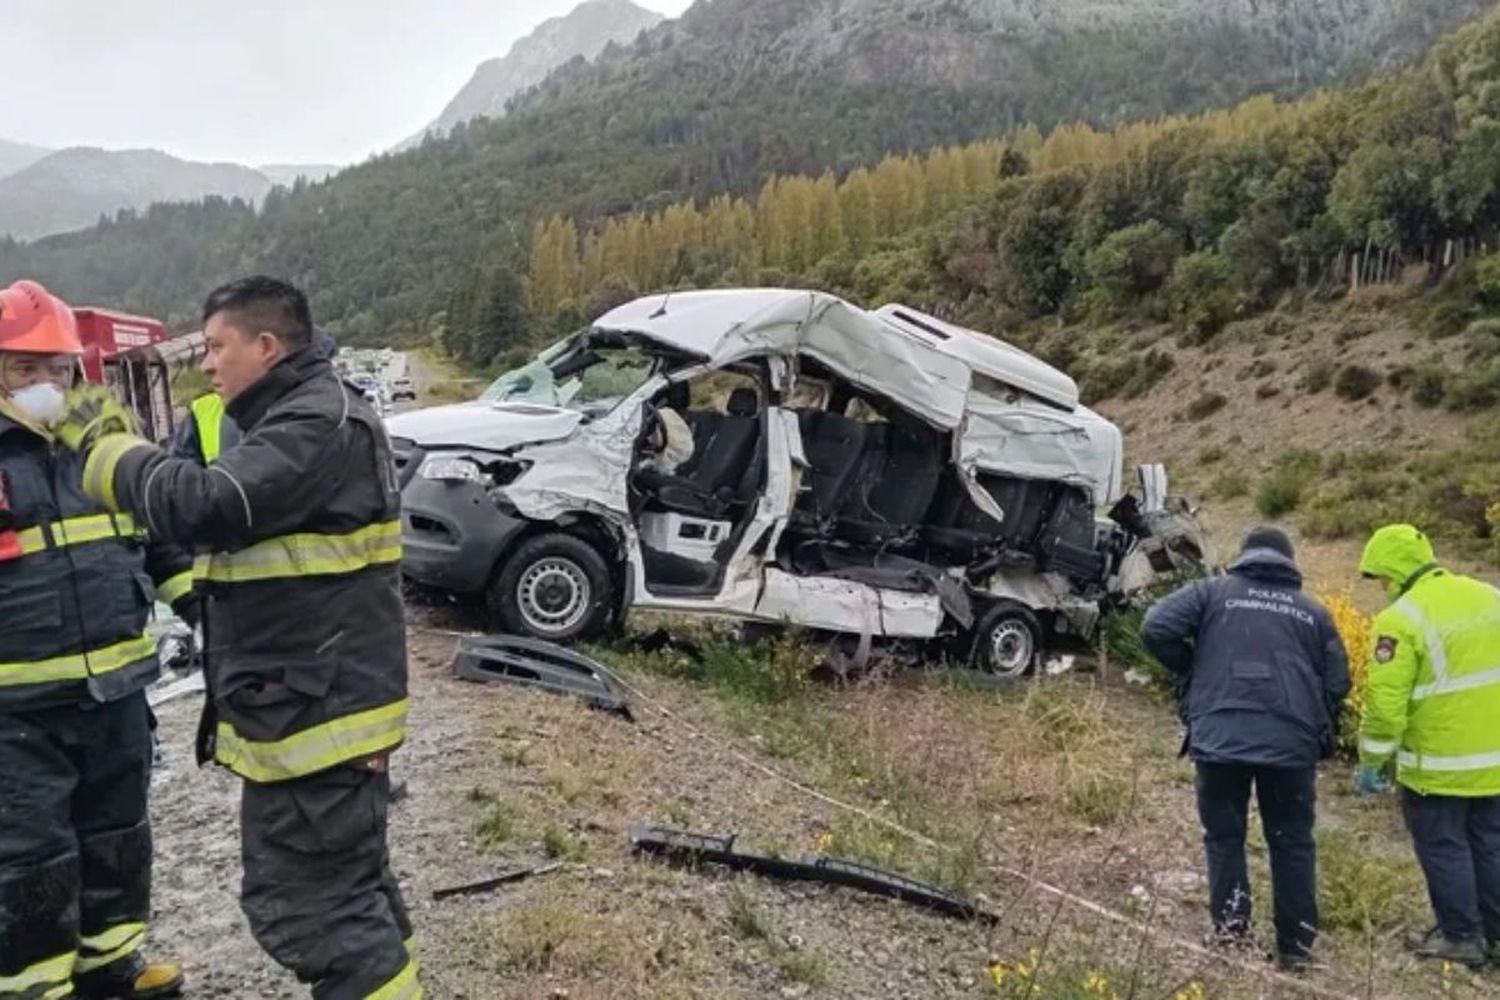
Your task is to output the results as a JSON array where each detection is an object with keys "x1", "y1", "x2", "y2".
[{"x1": 1356, "y1": 523, "x2": 1500, "y2": 968}]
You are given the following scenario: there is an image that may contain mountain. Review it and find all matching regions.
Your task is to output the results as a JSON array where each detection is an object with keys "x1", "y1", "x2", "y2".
[
  {"x1": 398, "y1": 0, "x2": 664, "y2": 150},
  {"x1": 0, "y1": 138, "x2": 52, "y2": 180},
  {"x1": 0, "y1": 0, "x2": 1490, "y2": 336},
  {"x1": 0, "y1": 148, "x2": 274, "y2": 241},
  {"x1": 258, "y1": 164, "x2": 341, "y2": 187}
]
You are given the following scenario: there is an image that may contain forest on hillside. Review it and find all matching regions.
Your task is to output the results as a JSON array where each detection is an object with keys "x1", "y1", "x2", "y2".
[
  {"x1": 0, "y1": 0, "x2": 1485, "y2": 340},
  {"x1": 502, "y1": 9, "x2": 1500, "y2": 401}
]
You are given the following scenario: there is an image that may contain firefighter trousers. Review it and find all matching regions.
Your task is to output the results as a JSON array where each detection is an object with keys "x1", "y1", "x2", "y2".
[
  {"x1": 0, "y1": 694, "x2": 154, "y2": 998},
  {"x1": 240, "y1": 766, "x2": 417, "y2": 1000}
]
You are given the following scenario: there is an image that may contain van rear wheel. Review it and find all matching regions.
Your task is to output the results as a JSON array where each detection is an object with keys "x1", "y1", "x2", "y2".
[
  {"x1": 487, "y1": 533, "x2": 615, "y2": 643},
  {"x1": 965, "y1": 600, "x2": 1041, "y2": 678}
]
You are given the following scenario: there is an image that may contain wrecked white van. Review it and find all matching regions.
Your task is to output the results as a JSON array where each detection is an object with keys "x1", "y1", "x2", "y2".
[{"x1": 387, "y1": 289, "x2": 1208, "y2": 675}]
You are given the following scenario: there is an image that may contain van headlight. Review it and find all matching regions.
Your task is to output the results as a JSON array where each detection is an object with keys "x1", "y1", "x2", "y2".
[{"x1": 419, "y1": 456, "x2": 484, "y2": 483}]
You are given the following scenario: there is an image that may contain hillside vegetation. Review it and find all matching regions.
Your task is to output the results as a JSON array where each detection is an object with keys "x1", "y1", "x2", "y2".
[
  {"x1": 503, "y1": 8, "x2": 1500, "y2": 565},
  {"x1": 0, "y1": 0, "x2": 1484, "y2": 336}
]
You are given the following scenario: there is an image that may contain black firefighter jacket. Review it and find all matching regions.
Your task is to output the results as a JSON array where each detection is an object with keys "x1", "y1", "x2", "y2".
[
  {"x1": 1140, "y1": 547, "x2": 1351, "y2": 768},
  {"x1": 81, "y1": 349, "x2": 408, "y2": 782},
  {"x1": 0, "y1": 404, "x2": 194, "y2": 711}
]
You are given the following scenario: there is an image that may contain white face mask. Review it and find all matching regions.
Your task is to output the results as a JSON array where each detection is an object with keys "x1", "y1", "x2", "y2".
[{"x1": 8, "y1": 382, "x2": 67, "y2": 426}]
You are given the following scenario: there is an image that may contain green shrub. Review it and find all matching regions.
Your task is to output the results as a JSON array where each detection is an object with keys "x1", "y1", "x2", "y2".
[
  {"x1": 1079, "y1": 348, "x2": 1175, "y2": 403},
  {"x1": 1064, "y1": 764, "x2": 1136, "y2": 826},
  {"x1": 1333, "y1": 320, "x2": 1375, "y2": 345},
  {"x1": 1444, "y1": 361, "x2": 1500, "y2": 411},
  {"x1": 1410, "y1": 365, "x2": 1449, "y2": 407},
  {"x1": 1465, "y1": 317, "x2": 1500, "y2": 361},
  {"x1": 1213, "y1": 470, "x2": 1251, "y2": 499},
  {"x1": 1319, "y1": 828, "x2": 1426, "y2": 933},
  {"x1": 1256, "y1": 449, "x2": 1323, "y2": 518},
  {"x1": 1084, "y1": 221, "x2": 1182, "y2": 311},
  {"x1": 1166, "y1": 250, "x2": 1238, "y2": 337},
  {"x1": 1334, "y1": 364, "x2": 1381, "y2": 400},
  {"x1": 1185, "y1": 391, "x2": 1227, "y2": 421},
  {"x1": 1422, "y1": 261, "x2": 1480, "y2": 338},
  {"x1": 1299, "y1": 360, "x2": 1334, "y2": 393},
  {"x1": 1475, "y1": 249, "x2": 1500, "y2": 307}
]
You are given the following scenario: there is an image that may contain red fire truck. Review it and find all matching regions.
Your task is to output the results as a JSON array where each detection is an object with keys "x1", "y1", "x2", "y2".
[{"x1": 72, "y1": 308, "x2": 204, "y2": 444}]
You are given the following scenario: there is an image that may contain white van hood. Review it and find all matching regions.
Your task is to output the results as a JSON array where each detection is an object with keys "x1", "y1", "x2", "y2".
[{"x1": 385, "y1": 400, "x2": 583, "y2": 452}]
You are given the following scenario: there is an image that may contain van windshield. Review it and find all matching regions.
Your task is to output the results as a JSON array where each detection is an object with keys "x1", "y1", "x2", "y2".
[{"x1": 479, "y1": 340, "x2": 655, "y2": 414}]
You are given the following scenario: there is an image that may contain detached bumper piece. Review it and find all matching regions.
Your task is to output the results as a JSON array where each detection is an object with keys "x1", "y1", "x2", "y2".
[
  {"x1": 631, "y1": 825, "x2": 997, "y2": 925},
  {"x1": 453, "y1": 634, "x2": 634, "y2": 720}
]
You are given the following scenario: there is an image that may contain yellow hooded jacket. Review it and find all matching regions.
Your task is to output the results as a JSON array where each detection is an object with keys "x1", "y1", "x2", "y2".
[{"x1": 1359, "y1": 524, "x2": 1500, "y2": 796}]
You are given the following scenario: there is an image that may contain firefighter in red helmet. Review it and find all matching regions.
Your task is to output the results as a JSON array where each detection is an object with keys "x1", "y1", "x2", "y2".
[{"x1": 0, "y1": 280, "x2": 192, "y2": 999}]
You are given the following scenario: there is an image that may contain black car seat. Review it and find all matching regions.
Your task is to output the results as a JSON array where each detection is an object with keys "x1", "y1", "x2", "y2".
[
  {"x1": 922, "y1": 469, "x2": 1004, "y2": 564},
  {"x1": 789, "y1": 409, "x2": 867, "y2": 531},
  {"x1": 835, "y1": 421, "x2": 943, "y2": 547},
  {"x1": 638, "y1": 386, "x2": 760, "y2": 519}
]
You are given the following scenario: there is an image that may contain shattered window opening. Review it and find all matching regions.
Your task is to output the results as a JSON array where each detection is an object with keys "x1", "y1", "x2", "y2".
[{"x1": 479, "y1": 339, "x2": 656, "y2": 415}]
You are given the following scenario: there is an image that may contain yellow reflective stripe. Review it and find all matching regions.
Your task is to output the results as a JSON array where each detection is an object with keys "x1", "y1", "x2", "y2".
[
  {"x1": 191, "y1": 394, "x2": 224, "y2": 462},
  {"x1": 75, "y1": 922, "x2": 146, "y2": 972},
  {"x1": 81, "y1": 435, "x2": 153, "y2": 512},
  {"x1": 155, "y1": 570, "x2": 195, "y2": 606},
  {"x1": 197, "y1": 521, "x2": 402, "y2": 584},
  {"x1": 0, "y1": 634, "x2": 156, "y2": 688},
  {"x1": 1360, "y1": 736, "x2": 1398, "y2": 756},
  {"x1": 215, "y1": 699, "x2": 409, "y2": 783},
  {"x1": 1399, "y1": 748, "x2": 1500, "y2": 772},
  {"x1": 365, "y1": 957, "x2": 421, "y2": 1000},
  {"x1": 15, "y1": 513, "x2": 139, "y2": 555},
  {"x1": 0, "y1": 950, "x2": 74, "y2": 995},
  {"x1": 42, "y1": 983, "x2": 74, "y2": 1000}
]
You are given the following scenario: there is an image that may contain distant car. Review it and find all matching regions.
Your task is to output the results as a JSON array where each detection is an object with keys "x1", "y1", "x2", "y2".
[{"x1": 390, "y1": 376, "x2": 417, "y2": 402}]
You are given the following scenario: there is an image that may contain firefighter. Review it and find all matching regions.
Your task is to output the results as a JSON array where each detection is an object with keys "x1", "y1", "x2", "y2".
[
  {"x1": 0, "y1": 280, "x2": 192, "y2": 999},
  {"x1": 55, "y1": 276, "x2": 416, "y2": 1000},
  {"x1": 1355, "y1": 523, "x2": 1500, "y2": 969}
]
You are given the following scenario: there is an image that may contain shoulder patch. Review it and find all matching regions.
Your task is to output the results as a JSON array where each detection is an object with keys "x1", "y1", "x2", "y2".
[{"x1": 1374, "y1": 635, "x2": 1399, "y2": 663}]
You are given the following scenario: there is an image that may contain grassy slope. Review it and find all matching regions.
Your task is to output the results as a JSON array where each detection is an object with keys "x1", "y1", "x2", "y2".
[{"x1": 414, "y1": 609, "x2": 1491, "y2": 999}]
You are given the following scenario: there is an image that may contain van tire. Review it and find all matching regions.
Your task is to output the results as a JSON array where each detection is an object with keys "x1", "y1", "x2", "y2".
[
  {"x1": 965, "y1": 600, "x2": 1042, "y2": 678},
  {"x1": 487, "y1": 533, "x2": 615, "y2": 643}
]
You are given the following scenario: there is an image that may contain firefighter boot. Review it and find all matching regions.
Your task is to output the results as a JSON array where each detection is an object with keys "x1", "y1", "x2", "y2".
[{"x1": 73, "y1": 952, "x2": 185, "y2": 999}]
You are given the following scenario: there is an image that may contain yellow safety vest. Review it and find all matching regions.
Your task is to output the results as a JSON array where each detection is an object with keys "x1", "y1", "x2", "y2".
[{"x1": 191, "y1": 394, "x2": 225, "y2": 463}]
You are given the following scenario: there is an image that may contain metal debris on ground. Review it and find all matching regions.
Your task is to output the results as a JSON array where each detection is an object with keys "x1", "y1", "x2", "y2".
[
  {"x1": 452, "y1": 634, "x2": 634, "y2": 720},
  {"x1": 1043, "y1": 653, "x2": 1076, "y2": 676},
  {"x1": 630, "y1": 825, "x2": 998, "y2": 925},
  {"x1": 431, "y1": 861, "x2": 564, "y2": 902},
  {"x1": 147, "y1": 671, "x2": 206, "y2": 708}
]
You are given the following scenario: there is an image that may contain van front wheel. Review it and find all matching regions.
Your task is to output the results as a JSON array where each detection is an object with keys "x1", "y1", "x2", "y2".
[
  {"x1": 488, "y1": 533, "x2": 615, "y2": 643},
  {"x1": 965, "y1": 601, "x2": 1041, "y2": 678}
]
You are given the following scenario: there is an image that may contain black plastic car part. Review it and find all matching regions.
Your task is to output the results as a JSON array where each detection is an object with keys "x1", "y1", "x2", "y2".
[
  {"x1": 631, "y1": 825, "x2": 997, "y2": 925},
  {"x1": 452, "y1": 634, "x2": 634, "y2": 720},
  {"x1": 431, "y1": 861, "x2": 563, "y2": 901}
]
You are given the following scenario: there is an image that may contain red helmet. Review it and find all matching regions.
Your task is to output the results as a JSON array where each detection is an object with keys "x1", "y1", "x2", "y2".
[{"x1": 0, "y1": 280, "x2": 82, "y2": 355}]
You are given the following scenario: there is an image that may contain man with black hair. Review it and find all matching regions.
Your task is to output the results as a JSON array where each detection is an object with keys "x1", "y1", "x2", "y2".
[
  {"x1": 54, "y1": 276, "x2": 418, "y2": 999},
  {"x1": 1142, "y1": 526, "x2": 1350, "y2": 972}
]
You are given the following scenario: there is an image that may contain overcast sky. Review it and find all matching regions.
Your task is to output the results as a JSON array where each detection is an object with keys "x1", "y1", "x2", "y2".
[{"x1": 0, "y1": 0, "x2": 692, "y2": 166}]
